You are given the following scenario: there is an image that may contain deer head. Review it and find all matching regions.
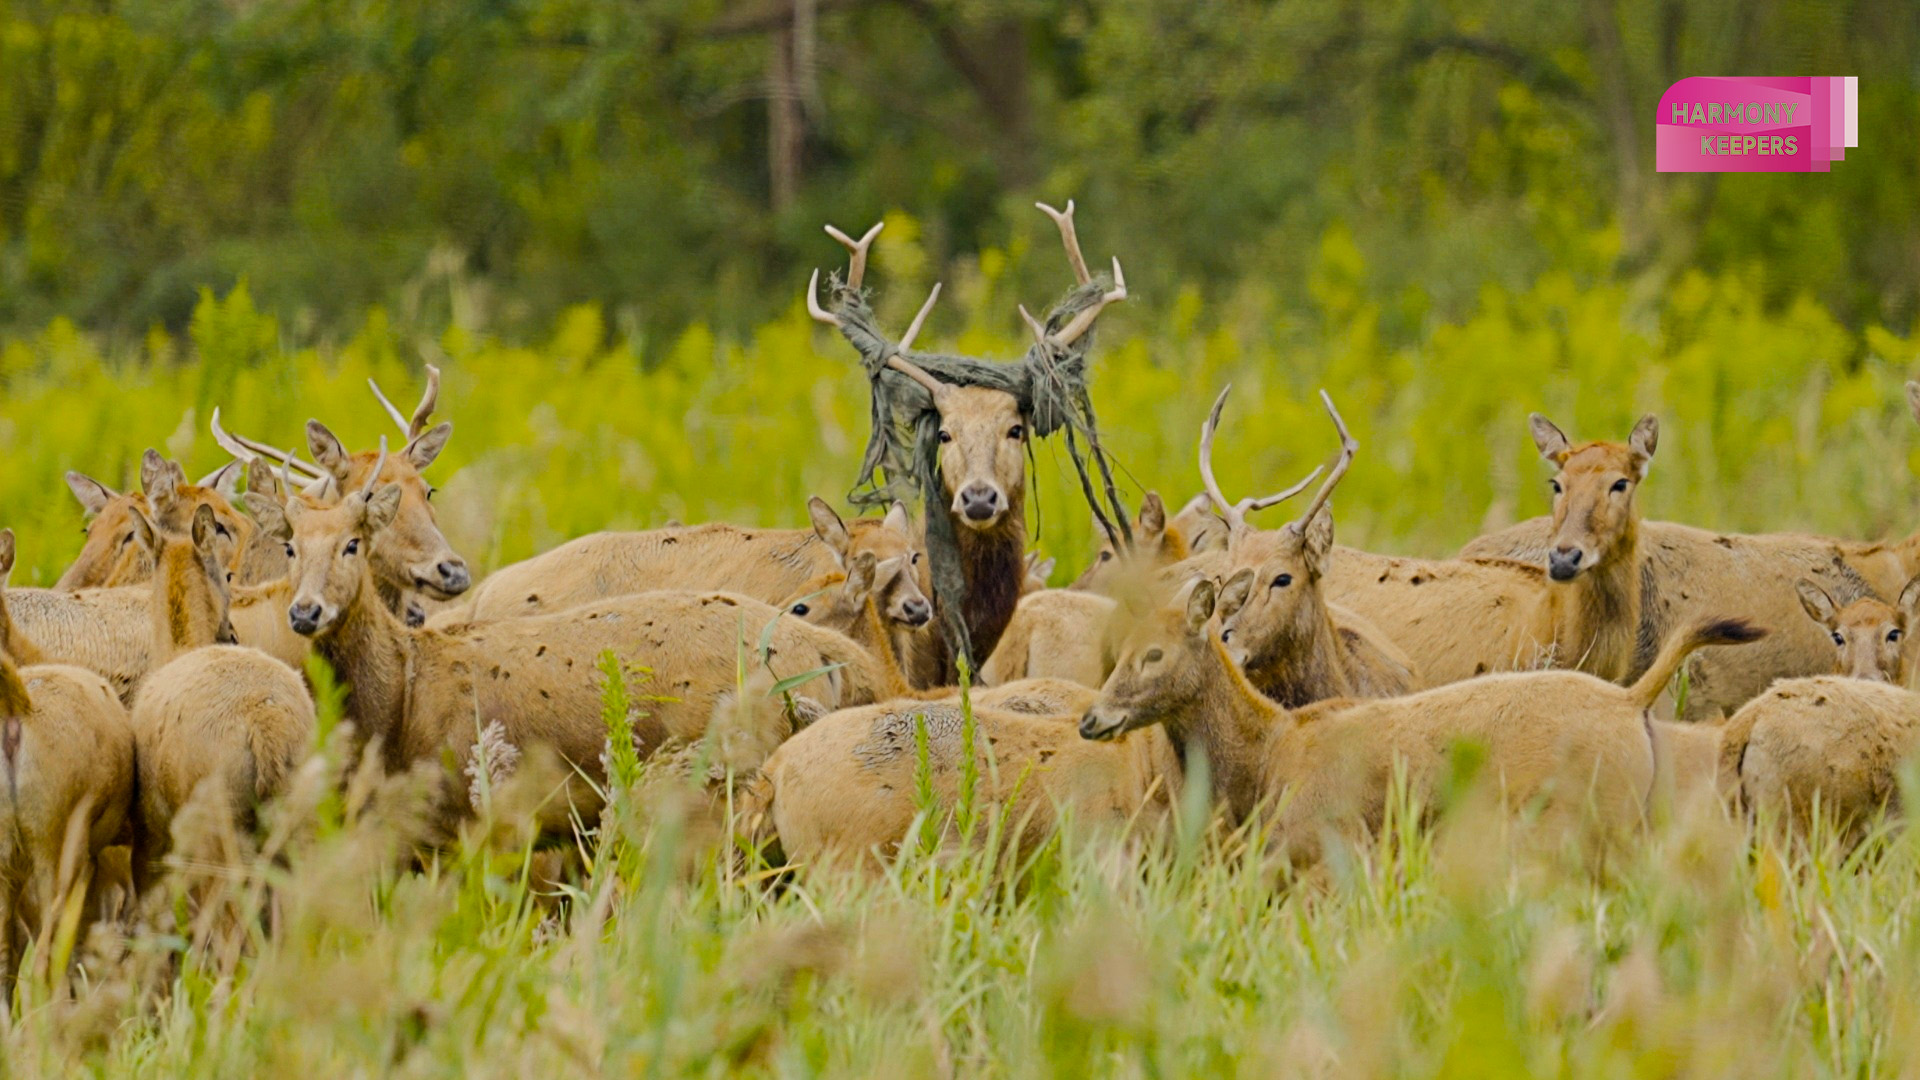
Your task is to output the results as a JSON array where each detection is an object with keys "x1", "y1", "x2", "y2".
[
  {"x1": 1071, "y1": 492, "x2": 1192, "y2": 592},
  {"x1": 1797, "y1": 576, "x2": 1920, "y2": 683},
  {"x1": 1079, "y1": 578, "x2": 1225, "y2": 742},
  {"x1": 285, "y1": 441, "x2": 403, "y2": 638},
  {"x1": 1531, "y1": 413, "x2": 1656, "y2": 583}
]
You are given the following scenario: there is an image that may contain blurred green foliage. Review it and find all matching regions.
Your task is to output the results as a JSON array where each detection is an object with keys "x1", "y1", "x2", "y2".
[{"x1": 0, "y1": 0, "x2": 1914, "y2": 348}]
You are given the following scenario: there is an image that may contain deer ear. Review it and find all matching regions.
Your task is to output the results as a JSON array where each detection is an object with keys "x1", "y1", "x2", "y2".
[
  {"x1": 243, "y1": 493, "x2": 292, "y2": 540},
  {"x1": 845, "y1": 551, "x2": 877, "y2": 596},
  {"x1": 1029, "y1": 555, "x2": 1056, "y2": 584},
  {"x1": 190, "y1": 503, "x2": 218, "y2": 553},
  {"x1": 405, "y1": 421, "x2": 453, "y2": 472},
  {"x1": 1899, "y1": 575, "x2": 1920, "y2": 624},
  {"x1": 200, "y1": 460, "x2": 245, "y2": 501},
  {"x1": 244, "y1": 457, "x2": 278, "y2": 498},
  {"x1": 140, "y1": 448, "x2": 180, "y2": 511},
  {"x1": 64, "y1": 472, "x2": 116, "y2": 517},
  {"x1": 807, "y1": 497, "x2": 851, "y2": 561},
  {"x1": 1795, "y1": 579, "x2": 1837, "y2": 626},
  {"x1": 364, "y1": 483, "x2": 404, "y2": 533},
  {"x1": 126, "y1": 503, "x2": 157, "y2": 554},
  {"x1": 1217, "y1": 568, "x2": 1256, "y2": 621},
  {"x1": 1185, "y1": 577, "x2": 1219, "y2": 632},
  {"x1": 1628, "y1": 415, "x2": 1659, "y2": 478},
  {"x1": 883, "y1": 501, "x2": 911, "y2": 536},
  {"x1": 1302, "y1": 505, "x2": 1335, "y2": 567},
  {"x1": 1529, "y1": 414, "x2": 1571, "y2": 464},
  {"x1": 306, "y1": 420, "x2": 352, "y2": 483},
  {"x1": 1138, "y1": 492, "x2": 1167, "y2": 538}
]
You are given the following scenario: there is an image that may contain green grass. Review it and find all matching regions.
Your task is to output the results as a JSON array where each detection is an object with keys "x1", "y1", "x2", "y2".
[{"x1": 2, "y1": 269, "x2": 1919, "y2": 1075}]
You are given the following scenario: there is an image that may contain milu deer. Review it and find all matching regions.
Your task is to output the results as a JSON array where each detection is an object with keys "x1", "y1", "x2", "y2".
[
  {"x1": 56, "y1": 455, "x2": 263, "y2": 589},
  {"x1": 1324, "y1": 414, "x2": 1659, "y2": 689},
  {"x1": 213, "y1": 365, "x2": 469, "y2": 625},
  {"x1": 806, "y1": 202, "x2": 1127, "y2": 687},
  {"x1": 0, "y1": 649, "x2": 134, "y2": 992},
  {"x1": 277, "y1": 448, "x2": 900, "y2": 830},
  {"x1": 1201, "y1": 387, "x2": 1416, "y2": 705},
  {"x1": 1461, "y1": 382, "x2": 1920, "y2": 719},
  {"x1": 450, "y1": 499, "x2": 924, "y2": 626},
  {"x1": 2, "y1": 471, "x2": 241, "y2": 702},
  {"x1": 1079, "y1": 578, "x2": 1766, "y2": 862},
  {"x1": 1794, "y1": 575, "x2": 1920, "y2": 684}
]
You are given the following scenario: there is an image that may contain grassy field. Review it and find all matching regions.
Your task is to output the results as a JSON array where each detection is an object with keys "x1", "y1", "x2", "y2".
[{"x1": 2, "y1": 263, "x2": 1919, "y2": 1075}]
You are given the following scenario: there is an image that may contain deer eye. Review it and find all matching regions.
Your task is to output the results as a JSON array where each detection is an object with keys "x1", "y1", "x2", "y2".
[
  {"x1": 344, "y1": 538, "x2": 361, "y2": 556},
  {"x1": 1889, "y1": 629, "x2": 1903, "y2": 643},
  {"x1": 1099, "y1": 551, "x2": 1113, "y2": 562},
  {"x1": 1610, "y1": 479, "x2": 1630, "y2": 494},
  {"x1": 938, "y1": 430, "x2": 953, "y2": 444},
  {"x1": 215, "y1": 523, "x2": 232, "y2": 539},
  {"x1": 790, "y1": 603, "x2": 810, "y2": 617},
  {"x1": 911, "y1": 552, "x2": 921, "y2": 564},
  {"x1": 1833, "y1": 632, "x2": 1846, "y2": 646},
  {"x1": 1549, "y1": 480, "x2": 1563, "y2": 495},
  {"x1": 1272, "y1": 573, "x2": 1293, "y2": 589},
  {"x1": 1220, "y1": 628, "x2": 1232, "y2": 643},
  {"x1": 1007, "y1": 424, "x2": 1024, "y2": 440},
  {"x1": 426, "y1": 488, "x2": 436, "y2": 501},
  {"x1": 1142, "y1": 648, "x2": 1164, "y2": 665},
  {"x1": 284, "y1": 543, "x2": 295, "y2": 559}
]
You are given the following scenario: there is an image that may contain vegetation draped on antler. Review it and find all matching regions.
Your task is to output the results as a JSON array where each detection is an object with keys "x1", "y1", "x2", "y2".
[{"x1": 806, "y1": 201, "x2": 1133, "y2": 667}]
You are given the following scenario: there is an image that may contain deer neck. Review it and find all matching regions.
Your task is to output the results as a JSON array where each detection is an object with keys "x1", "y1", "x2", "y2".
[
  {"x1": 1246, "y1": 594, "x2": 1352, "y2": 708},
  {"x1": 857, "y1": 597, "x2": 914, "y2": 699},
  {"x1": 1168, "y1": 637, "x2": 1286, "y2": 824},
  {"x1": 952, "y1": 506, "x2": 1027, "y2": 668},
  {"x1": 1543, "y1": 518, "x2": 1643, "y2": 681},
  {"x1": 319, "y1": 572, "x2": 418, "y2": 769},
  {"x1": 149, "y1": 542, "x2": 223, "y2": 666}
]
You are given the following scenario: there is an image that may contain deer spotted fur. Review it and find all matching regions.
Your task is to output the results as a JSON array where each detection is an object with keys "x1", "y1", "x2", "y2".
[
  {"x1": 451, "y1": 499, "x2": 921, "y2": 624},
  {"x1": 1080, "y1": 579, "x2": 1765, "y2": 862},
  {"x1": 1714, "y1": 677, "x2": 1920, "y2": 835},
  {"x1": 0, "y1": 652, "x2": 134, "y2": 991},
  {"x1": 1326, "y1": 414, "x2": 1659, "y2": 689},
  {"x1": 128, "y1": 645, "x2": 315, "y2": 893}
]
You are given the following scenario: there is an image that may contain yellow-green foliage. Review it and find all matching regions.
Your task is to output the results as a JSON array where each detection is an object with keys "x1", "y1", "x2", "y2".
[{"x1": 0, "y1": 249, "x2": 1913, "y2": 588}]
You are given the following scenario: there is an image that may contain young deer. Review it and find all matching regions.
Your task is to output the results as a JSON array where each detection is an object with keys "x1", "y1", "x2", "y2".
[
  {"x1": 1795, "y1": 576, "x2": 1920, "y2": 684},
  {"x1": 277, "y1": 447, "x2": 897, "y2": 831},
  {"x1": 1463, "y1": 382, "x2": 1920, "y2": 720},
  {"x1": 806, "y1": 201, "x2": 1126, "y2": 687},
  {"x1": 1080, "y1": 578, "x2": 1765, "y2": 862},
  {"x1": 1326, "y1": 414, "x2": 1658, "y2": 688},
  {"x1": 56, "y1": 455, "x2": 258, "y2": 590},
  {"x1": 452, "y1": 499, "x2": 925, "y2": 628},
  {"x1": 1202, "y1": 387, "x2": 1416, "y2": 705}
]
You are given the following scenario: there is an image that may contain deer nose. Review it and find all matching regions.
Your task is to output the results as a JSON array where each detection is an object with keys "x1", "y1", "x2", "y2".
[
  {"x1": 1547, "y1": 546, "x2": 1584, "y2": 582},
  {"x1": 436, "y1": 560, "x2": 471, "y2": 594},
  {"x1": 901, "y1": 597, "x2": 932, "y2": 626},
  {"x1": 958, "y1": 483, "x2": 1002, "y2": 522},
  {"x1": 288, "y1": 601, "x2": 324, "y2": 637}
]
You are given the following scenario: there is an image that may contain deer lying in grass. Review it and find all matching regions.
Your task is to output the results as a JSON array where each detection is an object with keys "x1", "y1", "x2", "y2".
[
  {"x1": 278, "y1": 449, "x2": 898, "y2": 830},
  {"x1": 452, "y1": 499, "x2": 924, "y2": 627},
  {"x1": 213, "y1": 365, "x2": 469, "y2": 625},
  {"x1": 1325, "y1": 414, "x2": 1659, "y2": 688},
  {"x1": 56, "y1": 455, "x2": 265, "y2": 589},
  {"x1": 806, "y1": 202, "x2": 1126, "y2": 687},
  {"x1": 1462, "y1": 383, "x2": 1920, "y2": 719},
  {"x1": 1202, "y1": 387, "x2": 1416, "y2": 705},
  {"x1": 0, "y1": 649, "x2": 134, "y2": 992},
  {"x1": 128, "y1": 645, "x2": 315, "y2": 894},
  {"x1": 3, "y1": 468, "x2": 240, "y2": 701},
  {"x1": 1078, "y1": 579, "x2": 1766, "y2": 863}
]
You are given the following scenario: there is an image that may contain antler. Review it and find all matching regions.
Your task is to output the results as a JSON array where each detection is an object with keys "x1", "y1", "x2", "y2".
[
  {"x1": 807, "y1": 221, "x2": 948, "y2": 377},
  {"x1": 369, "y1": 364, "x2": 441, "y2": 441},
  {"x1": 1027, "y1": 200, "x2": 1128, "y2": 348},
  {"x1": 1197, "y1": 385, "x2": 1325, "y2": 535},
  {"x1": 1289, "y1": 390, "x2": 1358, "y2": 532},
  {"x1": 359, "y1": 437, "x2": 389, "y2": 501},
  {"x1": 210, "y1": 408, "x2": 329, "y2": 485}
]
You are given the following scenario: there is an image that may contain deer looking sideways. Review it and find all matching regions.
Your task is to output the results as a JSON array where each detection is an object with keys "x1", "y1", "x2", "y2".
[
  {"x1": 56, "y1": 455, "x2": 268, "y2": 590},
  {"x1": 1322, "y1": 413, "x2": 1659, "y2": 689},
  {"x1": 806, "y1": 201, "x2": 1127, "y2": 686}
]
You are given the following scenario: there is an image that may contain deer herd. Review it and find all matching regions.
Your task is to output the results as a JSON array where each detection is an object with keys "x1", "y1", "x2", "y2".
[{"x1": 2, "y1": 202, "x2": 1920, "y2": 991}]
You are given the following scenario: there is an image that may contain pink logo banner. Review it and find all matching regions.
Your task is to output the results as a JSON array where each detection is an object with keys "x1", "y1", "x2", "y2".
[{"x1": 1656, "y1": 77, "x2": 1857, "y2": 172}]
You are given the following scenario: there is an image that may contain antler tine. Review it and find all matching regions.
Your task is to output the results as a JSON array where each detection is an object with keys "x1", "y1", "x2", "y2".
[
  {"x1": 359, "y1": 437, "x2": 389, "y2": 501},
  {"x1": 1292, "y1": 390, "x2": 1359, "y2": 530},
  {"x1": 1016, "y1": 304, "x2": 1048, "y2": 347},
  {"x1": 210, "y1": 408, "x2": 328, "y2": 483},
  {"x1": 885, "y1": 353, "x2": 951, "y2": 405},
  {"x1": 1048, "y1": 257, "x2": 1127, "y2": 347},
  {"x1": 409, "y1": 364, "x2": 441, "y2": 440},
  {"x1": 823, "y1": 221, "x2": 885, "y2": 290},
  {"x1": 278, "y1": 448, "x2": 299, "y2": 504},
  {"x1": 1240, "y1": 466, "x2": 1326, "y2": 514},
  {"x1": 1035, "y1": 200, "x2": 1090, "y2": 285},
  {"x1": 367, "y1": 377, "x2": 410, "y2": 435},
  {"x1": 805, "y1": 268, "x2": 842, "y2": 328},
  {"x1": 1197, "y1": 385, "x2": 1245, "y2": 533},
  {"x1": 897, "y1": 283, "x2": 943, "y2": 352}
]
